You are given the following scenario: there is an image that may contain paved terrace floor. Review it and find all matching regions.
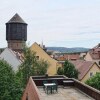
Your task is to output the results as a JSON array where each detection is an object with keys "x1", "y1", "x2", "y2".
[{"x1": 38, "y1": 86, "x2": 94, "y2": 100}]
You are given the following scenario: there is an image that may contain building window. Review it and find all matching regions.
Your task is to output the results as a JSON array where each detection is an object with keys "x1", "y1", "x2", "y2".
[
  {"x1": 99, "y1": 61, "x2": 100, "y2": 65},
  {"x1": 90, "y1": 72, "x2": 93, "y2": 77},
  {"x1": 36, "y1": 56, "x2": 39, "y2": 60}
]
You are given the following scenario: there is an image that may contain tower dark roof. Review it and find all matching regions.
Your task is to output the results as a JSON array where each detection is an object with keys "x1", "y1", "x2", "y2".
[{"x1": 7, "y1": 13, "x2": 27, "y2": 24}]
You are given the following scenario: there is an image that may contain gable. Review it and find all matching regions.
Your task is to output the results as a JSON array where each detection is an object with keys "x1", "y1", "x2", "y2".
[
  {"x1": 30, "y1": 43, "x2": 57, "y2": 62},
  {"x1": 0, "y1": 48, "x2": 22, "y2": 70},
  {"x1": 81, "y1": 63, "x2": 100, "y2": 82},
  {"x1": 30, "y1": 42, "x2": 58, "y2": 75},
  {"x1": 84, "y1": 52, "x2": 93, "y2": 61}
]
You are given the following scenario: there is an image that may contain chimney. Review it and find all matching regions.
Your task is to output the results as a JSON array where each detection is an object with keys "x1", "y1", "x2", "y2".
[
  {"x1": 92, "y1": 49, "x2": 95, "y2": 54},
  {"x1": 98, "y1": 51, "x2": 100, "y2": 58},
  {"x1": 98, "y1": 43, "x2": 100, "y2": 48}
]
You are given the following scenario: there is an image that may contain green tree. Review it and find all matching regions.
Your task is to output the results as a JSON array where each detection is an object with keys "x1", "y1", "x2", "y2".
[
  {"x1": 35, "y1": 59, "x2": 49, "y2": 75},
  {"x1": 85, "y1": 72, "x2": 100, "y2": 90},
  {"x1": 18, "y1": 46, "x2": 37, "y2": 87},
  {"x1": 57, "y1": 67, "x2": 64, "y2": 75},
  {"x1": 0, "y1": 59, "x2": 22, "y2": 100},
  {"x1": 18, "y1": 46, "x2": 49, "y2": 87},
  {"x1": 57, "y1": 60, "x2": 79, "y2": 79}
]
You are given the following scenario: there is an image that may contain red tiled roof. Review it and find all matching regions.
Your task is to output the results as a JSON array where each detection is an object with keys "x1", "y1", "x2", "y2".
[
  {"x1": 70, "y1": 60, "x2": 95, "y2": 80},
  {"x1": 57, "y1": 56, "x2": 66, "y2": 61},
  {"x1": 56, "y1": 54, "x2": 80, "y2": 61},
  {"x1": 89, "y1": 43, "x2": 100, "y2": 60},
  {"x1": 13, "y1": 51, "x2": 24, "y2": 62},
  {"x1": 64, "y1": 54, "x2": 80, "y2": 60}
]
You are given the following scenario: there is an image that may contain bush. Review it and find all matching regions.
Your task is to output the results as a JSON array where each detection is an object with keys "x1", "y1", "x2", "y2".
[
  {"x1": 0, "y1": 60, "x2": 22, "y2": 100},
  {"x1": 57, "y1": 60, "x2": 79, "y2": 79},
  {"x1": 85, "y1": 72, "x2": 100, "y2": 90}
]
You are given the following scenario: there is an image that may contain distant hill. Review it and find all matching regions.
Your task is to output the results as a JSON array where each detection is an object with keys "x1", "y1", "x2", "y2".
[{"x1": 47, "y1": 47, "x2": 90, "y2": 53}]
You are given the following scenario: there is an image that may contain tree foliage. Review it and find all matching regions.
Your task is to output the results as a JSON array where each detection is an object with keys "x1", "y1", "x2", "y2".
[
  {"x1": 57, "y1": 60, "x2": 79, "y2": 79},
  {"x1": 0, "y1": 59, "x2": 22, "y2": 100},
  {"x1": 18, "y1": 46, "x2": 49, "y2": 87},
  {"x1": 85, "y1": 72, "x2": 100, "y2": 90},
  {"x1": 57, "y1": 67, "x2": 64, "y2": 75},
  {"x1": 18, "y1": 46, "x2": 37, "y2": 87},
  {"x1": 34, "y1": 59, "x2": 49, "y2": 75},
  {"x1": 0, "y1": 46, "x2": 49, "y2": 99}
]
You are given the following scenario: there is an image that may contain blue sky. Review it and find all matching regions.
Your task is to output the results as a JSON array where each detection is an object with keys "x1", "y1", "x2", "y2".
[{"x1": 0, "y1": 0, "x2": 100, "y2": 48}]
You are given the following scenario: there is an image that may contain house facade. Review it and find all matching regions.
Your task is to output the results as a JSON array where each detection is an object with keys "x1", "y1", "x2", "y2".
[
  {"x1": 84, "y1": 43, "x2": 100, "y2": 66},
  {"x1": 0, "y1": 48, "x2": 23, "y2": 70},
  {"x1": 71, "y1": 60, "x2": 100, "y2": 82},
  {"x1": 30, "y1": 42, "x2": 59, "y2": 75}
]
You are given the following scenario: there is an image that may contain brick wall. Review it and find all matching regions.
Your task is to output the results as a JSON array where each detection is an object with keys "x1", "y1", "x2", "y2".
[{"x1": 22, "y1": 77, "x2": 40, "y2": 100}]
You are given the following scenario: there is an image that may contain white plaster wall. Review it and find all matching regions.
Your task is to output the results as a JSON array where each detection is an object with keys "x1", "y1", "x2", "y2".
[{"x1": 0, "y1": 48, "x2": 22, "y2": 71}]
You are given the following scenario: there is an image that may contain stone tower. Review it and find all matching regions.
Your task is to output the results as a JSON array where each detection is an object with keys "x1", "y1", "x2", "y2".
[{"x1": 6, "y1": 13, "x2": 27, "y2": 52}]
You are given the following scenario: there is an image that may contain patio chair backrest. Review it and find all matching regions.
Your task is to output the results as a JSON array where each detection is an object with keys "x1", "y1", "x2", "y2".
[
  {"x1": 52, "y1": 80, "x2": 58, "y2": 85},
  {"x1": 43, "y1": 80, "x2": 48, "y2": 85}
]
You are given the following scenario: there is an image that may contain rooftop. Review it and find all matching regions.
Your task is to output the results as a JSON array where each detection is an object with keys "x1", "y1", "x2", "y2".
[
  {"x1": 22, "y1": 75, "x2": 100, "y2": 100},
  {"x1": 38, "y1": 86, "x2": 94, "y2": 100},
  {"x1": 89, "y1": 43, "x2": 100, "y2": 60},
  {"x1": 71, "y1": 60, "x2": 95, "y2": 80}
]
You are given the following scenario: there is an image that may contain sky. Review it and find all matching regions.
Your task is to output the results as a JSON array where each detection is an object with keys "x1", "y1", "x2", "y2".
[{"x1": 0, "y1": 0, "x2": 100, "y2": 48}]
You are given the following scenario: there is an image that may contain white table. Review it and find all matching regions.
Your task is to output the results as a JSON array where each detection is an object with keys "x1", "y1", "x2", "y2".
[
  {"x1": 44, "y1": 83, "x2": 56, "y2": 86},
  {"x1": 44, "y1": 83, "x2": 56, "y2": 94}
]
